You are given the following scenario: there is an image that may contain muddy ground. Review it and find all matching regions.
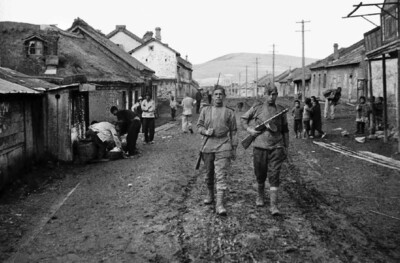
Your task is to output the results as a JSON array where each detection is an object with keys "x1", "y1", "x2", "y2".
[{"x1": 1, "y1": 97, "x2": 399, "y2": 262}]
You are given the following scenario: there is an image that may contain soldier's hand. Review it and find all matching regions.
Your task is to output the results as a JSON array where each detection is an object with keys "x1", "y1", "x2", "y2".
[
  {"x1": 247, "y1": 127, "x2": 261, "y2": 137},
  {"x1": 204, "y1": 128, "x2": 214, "y2": 136}
]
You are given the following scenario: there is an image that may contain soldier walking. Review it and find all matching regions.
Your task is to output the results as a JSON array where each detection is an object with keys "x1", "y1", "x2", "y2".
[
  {"x1": 197, "y1": 86, "x2": 238, "y2": 216},
  {"x1": 240, "y1": 86, "x2": 289, "y2": 215}
]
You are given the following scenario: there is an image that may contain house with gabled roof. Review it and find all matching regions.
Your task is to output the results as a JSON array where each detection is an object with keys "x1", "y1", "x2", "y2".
[
  {"x1": 309, "y1": 40, "x2": 367, "y2": 102},
  {"x1": 275, "y1": 69, "x2": 294, "y2": 97},
  {"x1": 123, "y1": 27, "x2": 194, "y2": 100},
  {"x1": 0, "y1": 19, "x2": 156, "y2": 126},
  {"x1": 106, "y1": 25, "x2": 143, "y2": 53}
]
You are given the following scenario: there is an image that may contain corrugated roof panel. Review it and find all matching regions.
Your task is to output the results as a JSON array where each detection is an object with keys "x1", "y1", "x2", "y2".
[{"x1": 0, "y1": 78, "x2": 40, "y2": 94}]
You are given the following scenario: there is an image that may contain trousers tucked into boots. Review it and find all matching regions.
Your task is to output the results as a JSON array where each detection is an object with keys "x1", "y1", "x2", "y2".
[
  {"x1": 256, "y1": 183, "x2": 265, "y2": 207},
  {"x1": 216, "y1": 190, "x2": 227, "y2": 216},
  {"x1": 269, "y1": 187, "x2": 280, "y2": 215},
  {"x1": 204, "y1": 186, "x2": 214, "y2": 204}
]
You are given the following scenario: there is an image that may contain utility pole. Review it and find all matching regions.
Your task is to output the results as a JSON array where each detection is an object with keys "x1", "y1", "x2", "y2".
[
  {"x1": 272, "y1": 44, "x2": 276, "y2": 87},
  {"x1": 245, "y1": 65, "x2": 248, "y2": 97},
  {"x1": 296, "y1": 20, "x2": 310, "y2": 102},
  {"x1": 256, "y1": 57, "x2": 258, "y2": 98}
]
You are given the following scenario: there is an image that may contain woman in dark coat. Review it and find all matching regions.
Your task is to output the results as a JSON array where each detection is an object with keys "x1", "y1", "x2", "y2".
[{"x1": 310, "y1": 96, "x2": 326, "y2": 138}]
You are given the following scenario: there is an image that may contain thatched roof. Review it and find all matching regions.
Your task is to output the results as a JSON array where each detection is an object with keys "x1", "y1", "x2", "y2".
[{"x1": 68, "y1": 18, "x2": 154, "y2": 74}]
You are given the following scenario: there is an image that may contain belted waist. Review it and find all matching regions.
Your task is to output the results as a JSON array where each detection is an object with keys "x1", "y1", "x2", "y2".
[{"x1": 213, "y1": 133, "x2": 229, "y2": 138}]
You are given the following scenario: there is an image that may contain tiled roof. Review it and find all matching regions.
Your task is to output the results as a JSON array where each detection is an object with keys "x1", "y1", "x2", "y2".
[
  {"x1": 106, "y1": 25, "x2": 143, "y2": 44},
  {"x1": 310, "y1": 40, "x2": 364, "y2": 69},
  {"x1": 69, "y1": 18, "x2": 154, "y2": 73},
  {"x1": 177, "y1": 56, "x2": 192, "y2": 70},
  {"x1": 129, "y1": 38, "x2": 181, "y2": 56},
  {"x1": 325, "y1": 40, "x2": 365, "y2": 68},
  {"x1": 275, "y1": 69, "x2": 291, "y2": 83}
]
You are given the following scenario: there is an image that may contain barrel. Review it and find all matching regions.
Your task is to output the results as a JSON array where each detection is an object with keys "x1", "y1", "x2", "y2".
[{"x1": 76, "y1": 141, "x2": 97, "y2": 163}]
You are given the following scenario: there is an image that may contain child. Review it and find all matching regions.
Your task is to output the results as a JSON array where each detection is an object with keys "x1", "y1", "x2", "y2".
[
  {"x1": 292, "y1": 100, "x2": 303, "y2": 138},
  {"x1": 310, "y1": 96, "x2": 326, "y2": 138},
  {"x1": 355, "y1": 96, "x2": 370, "y2": 134},
  {"x1": 375, "y1": 97, "x2": 383, "y2": 130},
  {"x1": 170, "y1": 96, "x2": 178, "y2": 121},
  {"x1": 302, "y1": 98, "x2": 312, "y2": 138}
]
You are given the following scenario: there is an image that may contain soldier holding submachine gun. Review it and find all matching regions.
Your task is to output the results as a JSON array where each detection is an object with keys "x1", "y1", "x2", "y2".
[{"x1": 240, "y1": 85, "x2": 289, "y2": 215}]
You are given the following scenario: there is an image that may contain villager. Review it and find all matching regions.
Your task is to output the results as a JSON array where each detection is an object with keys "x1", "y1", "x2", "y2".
[
  {"x1": 195, "y1": 90, "x2": 203, "y2": 114},
  {"x1": 323, "y1": 87, "x2": 342, "y2": 119},
  {"x1": 181, "y1": 93, "x2": 196, "y2": 133},
  {"x1": 375, "y1": 97, "x2": 384, "y2": 131},
  {"x1": 141, "y1": 93, "x2": 156, "y2": 144},
  {"x1": 368, "y1": 96, "x2": 376, "y2": 134},
  {"x1": 110, "y1": 107, "x2": 141, "y2": 156},
  {"x1": 207, "y1": 88, "x2": 212, "y2": 104},
  {"x1": 86, "y1": 121, "x2": 122, "y2": 160},
  {"x1": 302, "y1": 98, "x2": 312, "y2": 139},
  {"x1": 197, "y1": 87, "x2": 238, "y2": 216},
  {"x1": 310, "y1": 96, "x2": 326, "y2": 138},
  {"x1": 241, "y1": 85, "x2": 289, "y2": 215},
  {"x1": 355, "y1": 96, "x2": 370, "y2": 134},
  {"x1": 132, "y1": 96, "x2": 143, "y2": 116},
  {"x1": 291, "y1": 100, "x2": 303, "y2": 138},
  {"x1": 170, "y1": 96, "x2": 178, "y2": 121}
]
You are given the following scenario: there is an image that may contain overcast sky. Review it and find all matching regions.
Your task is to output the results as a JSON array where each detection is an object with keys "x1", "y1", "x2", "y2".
[{"x1": 0, "y1": 0, "x2": 381, "y2": 64}]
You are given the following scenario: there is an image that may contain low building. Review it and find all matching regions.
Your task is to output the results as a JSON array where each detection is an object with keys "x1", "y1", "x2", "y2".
[
  {"x1": 0, "y1": 67, "x2": 52, "y2": 191},
  {"x1": 309, "y1": 41, "x2": 367, "y2": 102}
]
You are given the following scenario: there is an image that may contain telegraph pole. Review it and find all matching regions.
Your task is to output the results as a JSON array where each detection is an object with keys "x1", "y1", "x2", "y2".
[
  {"x1": 245, "y1": 65, "x2": 248, "y2": 97},
  {"x1": 256, "y1": 57, "x2": 258, "y2": 98},
  {"x1": 272, "y1": 44, "x2": 275, "y2": 86},
  {"x1": 296, "y1": 20, "x2": 310, "y2": 102}
]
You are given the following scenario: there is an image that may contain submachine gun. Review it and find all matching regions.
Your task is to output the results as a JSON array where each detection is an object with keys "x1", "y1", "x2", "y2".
[{"x1": 241, "y1": 108, "x2": 288, "y2": 150}]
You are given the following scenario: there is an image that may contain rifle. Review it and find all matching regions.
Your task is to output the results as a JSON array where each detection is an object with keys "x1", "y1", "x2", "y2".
[
  {"x1": 241, "y1": 108, "x2": 288, "y2": 150},
  {"x1": 195, "y1": 136, "x2": 209, "y2": 170}
]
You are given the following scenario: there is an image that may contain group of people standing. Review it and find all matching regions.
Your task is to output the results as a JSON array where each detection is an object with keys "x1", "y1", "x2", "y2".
[{"x1": 292, "y1": 96, "x2": 326, "y2": 139}]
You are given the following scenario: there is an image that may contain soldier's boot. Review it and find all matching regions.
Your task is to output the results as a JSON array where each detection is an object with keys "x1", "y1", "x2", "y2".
[
  {"x1": 216, "y1": 190, "x2": 227, "y2": 216},
  {"x1": 255, "y1": 184, "x2": 265, "y2": 207},
  {"x1": 269, "y1": 188, "x2": 280, "y2": 216},
  {"x1": 204, "y1": 185, "x2": 214, "y2": 205}
]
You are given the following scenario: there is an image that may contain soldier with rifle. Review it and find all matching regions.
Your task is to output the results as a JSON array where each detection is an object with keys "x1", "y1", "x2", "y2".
[
  {"x1": 240, "y1": 85, "x2": 289, "y2": 215},
  {"x1": 196, "y1": 86, "x2": 238, "y2": 216}
]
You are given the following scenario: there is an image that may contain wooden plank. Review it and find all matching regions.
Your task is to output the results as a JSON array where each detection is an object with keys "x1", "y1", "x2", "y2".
[{"x1": 0, "y1": 132, "x2": 24, "y2": 152}]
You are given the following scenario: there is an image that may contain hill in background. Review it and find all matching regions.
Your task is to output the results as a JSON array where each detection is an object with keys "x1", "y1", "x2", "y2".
[{"x1": 193, "y1": 53, "x2": 318, "y2": 86}]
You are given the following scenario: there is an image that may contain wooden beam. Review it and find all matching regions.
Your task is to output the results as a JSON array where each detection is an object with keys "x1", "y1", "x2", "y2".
[{"x1": 382, "y1": 54, "x2": 388, "y2": 143}]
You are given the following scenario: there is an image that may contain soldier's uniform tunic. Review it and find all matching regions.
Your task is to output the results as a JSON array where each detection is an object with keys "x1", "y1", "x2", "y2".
[
  {"x1": 197, "y1": 105, "x2": 238, "y2": 190},
  {"x1": 240, "y1": 102, "x2": 289, "y2": 187}
]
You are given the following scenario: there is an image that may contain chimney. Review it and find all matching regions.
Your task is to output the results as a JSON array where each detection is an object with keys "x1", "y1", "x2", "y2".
[
  {"x1": 333, "y1": 43, "x2": 339, "y2": 60},
  {"x1": 116, "y1": 25, "x2": 126, "y2": 30},
  {"x1": 143, "y1": 31, "x2": 153, "y2": 42},
  {"x1": 155, "y1": 27, "x2": 161, "y2": 41},
  {"x1": 185, "y1": 55, "x2": 188, "y2": 61}
]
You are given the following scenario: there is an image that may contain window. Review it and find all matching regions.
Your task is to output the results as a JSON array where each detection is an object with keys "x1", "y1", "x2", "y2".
[
  {"x1": 28, "y1": 40, "x2": 43, "y2": 55},
  {"x1": 148, "y1": 45, "x2": 154, "y2": 51}
]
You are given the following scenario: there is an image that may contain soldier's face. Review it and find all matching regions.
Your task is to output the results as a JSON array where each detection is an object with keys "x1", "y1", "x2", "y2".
[
  {"x1": 213, "y1": 90, "x2": 224, "y2": 105},
  {"x1": 266, "y1": 92, "x2": 278, "y2": 105}
]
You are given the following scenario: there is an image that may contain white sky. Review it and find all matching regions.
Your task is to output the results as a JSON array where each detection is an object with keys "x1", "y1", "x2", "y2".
[{"x1": 0, "y1": 0, "x2": 381, "y2": 64}]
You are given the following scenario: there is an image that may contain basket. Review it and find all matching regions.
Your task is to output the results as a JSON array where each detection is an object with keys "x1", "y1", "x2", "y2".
[{"x1": 77, "y1": 141, "x2": 97, "y2": 163}]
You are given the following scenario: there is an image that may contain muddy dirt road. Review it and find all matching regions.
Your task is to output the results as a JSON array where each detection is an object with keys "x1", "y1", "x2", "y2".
[{"x1": 1, "y1": 98, "x2": 399, "y2": 262}]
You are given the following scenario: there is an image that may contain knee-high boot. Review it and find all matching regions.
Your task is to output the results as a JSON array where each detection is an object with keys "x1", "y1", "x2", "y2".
[
  {"x1": 204, "y1": 185, "x2": 214, "y2": 204},
  {"x1": 256, "y1": 183, "x2": 265, "y2": 207},
  {"x1": 269, "y1": 188, "x2": 280, "y2": 215},
  {"x1": 216, "y1": 190, "x2": 227, "y2": 216}
]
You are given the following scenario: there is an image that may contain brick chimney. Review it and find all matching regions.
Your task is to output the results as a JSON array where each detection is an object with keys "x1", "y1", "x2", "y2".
[
  {"x1": 333, "y1": 43, "x2": 339, "y2": 60},
  {"x1": 155, "y1": 27, "x2": 161, "y2": 41},
  {"x1": 143, "y1": 31, "x2": 153, "y2": 42},
  {"x1": 116, "y1": 25, "x2": 126, "y2": 30}
]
